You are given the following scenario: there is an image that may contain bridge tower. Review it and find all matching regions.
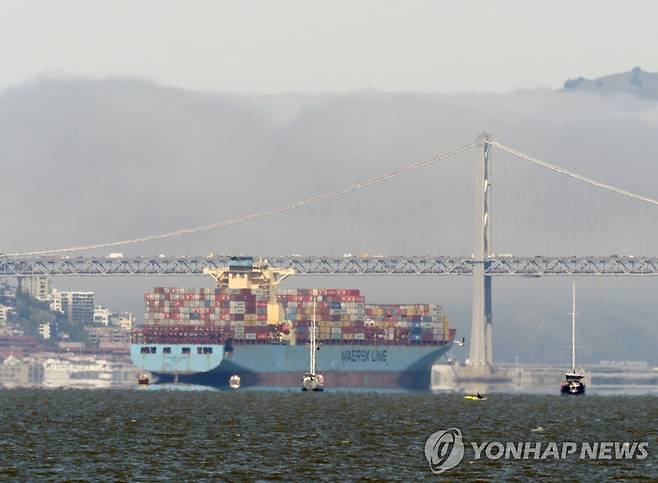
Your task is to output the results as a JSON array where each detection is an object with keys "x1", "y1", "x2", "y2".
[{"x1": 469, "y1": 134, "x2": 493, "y2": 366}]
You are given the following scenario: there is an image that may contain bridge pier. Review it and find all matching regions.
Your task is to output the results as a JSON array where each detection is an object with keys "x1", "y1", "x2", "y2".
[
  {"x1": 484, "y1": 270, "x2": 493, "y2": 365},
  {"x1": 469, "y1": 135, "x2": 493, "y2": 367}
]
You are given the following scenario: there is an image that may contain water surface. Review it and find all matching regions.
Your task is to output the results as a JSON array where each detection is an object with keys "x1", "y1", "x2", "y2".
[{"x1": 0, "y1": 389, "x2": 656, "y2": 480}]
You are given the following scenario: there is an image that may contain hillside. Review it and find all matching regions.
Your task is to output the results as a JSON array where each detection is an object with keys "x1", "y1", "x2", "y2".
[
  {"x1": 563, "y1": 66, "x2": 658, "y2": 100},
  {"x1": 0, "y1": 290, "x2": 87, "y2": 345}
]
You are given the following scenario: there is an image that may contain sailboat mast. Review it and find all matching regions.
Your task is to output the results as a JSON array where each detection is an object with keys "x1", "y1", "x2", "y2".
[
  {"x1": 311, "y1": 292, "x2": 316, "y2": 374},
  {"x1": 571, "y1": 281, "x2": 576, "y2": 371}
]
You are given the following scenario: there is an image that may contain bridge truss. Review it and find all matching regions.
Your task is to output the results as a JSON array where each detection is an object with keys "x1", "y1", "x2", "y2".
[{"x1": 2, "y1": 255, "x2": 658, "y2": 277}]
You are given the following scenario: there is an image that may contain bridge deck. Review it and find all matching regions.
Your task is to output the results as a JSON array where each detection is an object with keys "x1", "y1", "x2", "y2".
[{"x1": 2, "y1": 255, "x2": 657, "y2": 277}]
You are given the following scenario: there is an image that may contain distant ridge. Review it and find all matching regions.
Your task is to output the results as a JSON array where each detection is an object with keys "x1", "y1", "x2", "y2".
[{"x1": 563, "y1": 67, "x2": 658, "y2": 100}]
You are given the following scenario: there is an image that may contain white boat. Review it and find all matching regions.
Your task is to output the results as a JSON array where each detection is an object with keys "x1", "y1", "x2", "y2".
[
  {"x1": 302, "y1": 292, "x2": 324, "y2": 392},
  {"x1": 42, "y1": 357, "x2": 114, "y2": 389},
  {"x1": 560, "y1": 282, "x2": 586, "y2": 395},
  {"x1": 302, "y1": 372, "x2": 324, "y2": 391},
  {"x1": 229, "y1": 374, "x2": 241, "y2": 389}
]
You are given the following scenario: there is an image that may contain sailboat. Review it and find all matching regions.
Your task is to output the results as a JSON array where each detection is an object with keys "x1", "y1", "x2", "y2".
[
  {"x1": 560, "y1": 281, "x2": 586, "y2": 395},
  {"x1": 302, "y1": 292, "x2": 324, "y2": 391}
]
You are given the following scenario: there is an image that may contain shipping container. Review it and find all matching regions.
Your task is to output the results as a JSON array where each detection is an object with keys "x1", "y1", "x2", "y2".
[{"x1": 142, "y1": 287, "x2": 451, "y2": 346}]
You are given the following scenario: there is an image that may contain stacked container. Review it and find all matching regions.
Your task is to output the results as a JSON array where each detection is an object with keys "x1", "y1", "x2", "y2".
[
  {"x1": 139, "y1": 286, "x2": 453, "y2": 346},
  {"x1": 277, "y1": 289, "x2": 452, "y2": 345},
  {"x1": 364, "y1": 304, "x2": 449, "y2": 343},
  {"x1": 278, "y1": 288, "x2": 366, "y2": 343},
  {"x1": 144, "y1": 287, "x2": 268, "y2": 325},
  {"x1": 142, "y1": 286, "x2": 276, "y2": 343}
]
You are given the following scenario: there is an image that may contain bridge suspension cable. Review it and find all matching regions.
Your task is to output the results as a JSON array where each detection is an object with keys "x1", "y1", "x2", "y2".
[
  {"x1": 7, "y1": 142, "x2": 476, "y2": 257},
  {"x1": 488, "y1": 140, "x2": 658, "y2": 207}
]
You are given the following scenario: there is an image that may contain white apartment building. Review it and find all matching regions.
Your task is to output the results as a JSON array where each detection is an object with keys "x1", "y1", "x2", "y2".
[
  {"x1": 111, "y1": 312, "x2": 135, "y2": 330},
  {"x1": 38, "y1": 322, "x2": 52, "y2": 340},
  {"x1": 0, "y1": 305, "x2": 14, "y2": 323},
  {"x1": 93, "y1": 306, "x2": 111, "y2": 325},
  {"x1": 51, "y1": 290, "x2": 95, "y2": 324},
  {"x1": 22, "y1": 276, "x2": 52, "y2": 301},
  {"x1": 49, "y1": 289, "x2": 62, "y2": 313}
]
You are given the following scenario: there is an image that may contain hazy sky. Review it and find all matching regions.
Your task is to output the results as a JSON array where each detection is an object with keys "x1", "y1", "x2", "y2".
[{"x1": 2, "y1": 0, "x2": 657, "y2": 94}]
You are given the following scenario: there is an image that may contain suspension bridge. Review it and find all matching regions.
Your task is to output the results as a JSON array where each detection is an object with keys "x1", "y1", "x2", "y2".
[{"x1": 3, "y1": 133, "x2": 658, "y2": 368}]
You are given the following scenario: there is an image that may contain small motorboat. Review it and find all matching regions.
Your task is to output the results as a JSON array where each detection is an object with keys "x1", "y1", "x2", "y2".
[
  {"x1": 137, "y1": 373, "x2": 150, "y2": 386},
  {"x1": 464, "y1": 393, "x2": 487, "y2": 401},
  {"x1": 229, "y1": 374, "x2": 241, "y2": 389}
]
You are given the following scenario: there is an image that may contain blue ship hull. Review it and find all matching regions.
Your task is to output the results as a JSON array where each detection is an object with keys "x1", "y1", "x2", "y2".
[{"x1": 131, "y1": 342, "x2": 453, "y2": 390}]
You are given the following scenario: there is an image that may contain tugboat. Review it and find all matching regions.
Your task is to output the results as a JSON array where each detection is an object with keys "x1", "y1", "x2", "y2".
[
  {"x1": 302, "y1": 292, "x2": 324, "y2": 392},
  {"x1": 561, "y1": 282, "x2": 586, "y2": 395}
]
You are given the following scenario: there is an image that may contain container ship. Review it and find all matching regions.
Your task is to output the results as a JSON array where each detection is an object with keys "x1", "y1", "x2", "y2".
[{"x1": 130, "y1": 257, "x2": 455, "y2": 390}]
